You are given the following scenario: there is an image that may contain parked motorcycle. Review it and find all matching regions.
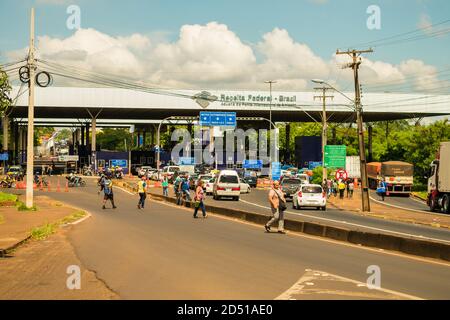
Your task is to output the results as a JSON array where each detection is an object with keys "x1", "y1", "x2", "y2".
[{"x1": 0, "y1": 176, "x2": 16, "y2": 188}]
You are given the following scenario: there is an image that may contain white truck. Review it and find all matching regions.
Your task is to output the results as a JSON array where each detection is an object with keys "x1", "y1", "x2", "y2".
[
  {"x1": 428, "y1": 141, "x2": 450, "y2": 213},
  {"x1": 346, "y1": 156, "x2": 361, "y2": 179}
]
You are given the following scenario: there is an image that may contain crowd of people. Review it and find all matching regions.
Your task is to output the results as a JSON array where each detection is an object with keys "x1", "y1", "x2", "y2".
[{"x1": 321, "y1": 178, "x2": 355, "y2": 200}]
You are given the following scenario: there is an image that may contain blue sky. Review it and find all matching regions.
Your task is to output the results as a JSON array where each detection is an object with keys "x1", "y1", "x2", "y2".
[{"x1": 1, "y1": 0, "x2": 449, "y2": 92}]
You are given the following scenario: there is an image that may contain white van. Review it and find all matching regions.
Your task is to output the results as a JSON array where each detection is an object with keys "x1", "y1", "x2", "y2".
[{"x1": 213, "y1": 170, "x2": 241, "y2": 201}]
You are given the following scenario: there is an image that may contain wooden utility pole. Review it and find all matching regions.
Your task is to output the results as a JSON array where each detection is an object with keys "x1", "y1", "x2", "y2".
[
  {"x1": 26, "y1": 8, "x2": 36, "y2": 208},
  {"x1": 314, "y1": 87, "x2": 333, "y2": 182},
  {"x1": 336, "y1": 48, "x2": 373, "y2": 212}
]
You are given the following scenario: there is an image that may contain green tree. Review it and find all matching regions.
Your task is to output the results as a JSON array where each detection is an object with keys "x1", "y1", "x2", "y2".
[
  {"x1": 0, "y1": 69, "x2": 11, "y2": 115},
  {"x1": 96, "y1": 128, "x2": 132, "y2": 151}
]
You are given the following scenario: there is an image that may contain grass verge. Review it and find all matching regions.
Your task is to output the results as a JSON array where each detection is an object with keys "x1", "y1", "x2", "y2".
[
  {"x1": 413, "y1": 191, "x2": 428, "y2": 201},
  {"x1": 0, "y1": 192, "x2": 17, "y2": 203},
  {"x1": 30, "y1": 210, "x2": 87, "y2": 241},
  {"x1": 16, "y1": 201, "x2": 38, "y2": 211}
]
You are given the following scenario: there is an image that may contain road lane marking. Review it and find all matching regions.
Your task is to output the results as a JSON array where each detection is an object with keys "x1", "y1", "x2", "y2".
[
  {"x1": 276, "y1": 269, "x2": 424, "y2": 300},
  {"x1": 369, "y1": 196, "x2": 430, "y2": 214},
  {"x1": 239, "y1": 199, "x2": 450, "y2": 245}
]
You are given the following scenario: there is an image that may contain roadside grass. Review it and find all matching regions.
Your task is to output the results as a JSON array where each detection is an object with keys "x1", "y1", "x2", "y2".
[
  {"x1": 0, "y1": 192, "x2": 17, "y2": 203},
  {"x1": 16, "y1": 201, "x2": 38, "y2": 212},
  {"x1": 413, "y1": 191, "x2": 427, "y2": 201},
  {"x1": 30, "y1": 210, "x2": 87, "y2": 241}
]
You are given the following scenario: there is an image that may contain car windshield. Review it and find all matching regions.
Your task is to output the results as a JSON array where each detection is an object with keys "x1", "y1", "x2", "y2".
[
  {"x1": 200, "y1": 175, "x2": 212, "y2": 181},
  {"x1": 282, "y1": 179, "x2": 301, "y2": 185},
  {"x1": 302, "y1": 186, "x2": 322, "y2": 194},
  {"x1": 219, "y1": 175, "x2": 238, "y2": 184}
]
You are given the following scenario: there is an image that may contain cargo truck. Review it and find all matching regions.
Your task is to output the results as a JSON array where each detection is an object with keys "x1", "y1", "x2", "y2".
[
  {"x1": 427, "y1": 142, "x2": 450, "y2": 213},
  {"x1": 367, "y1": 161, "x2": 414, "y2": 195},
  {"x1": 346, "y1": 156, "x2": 361, "y2": 179}
]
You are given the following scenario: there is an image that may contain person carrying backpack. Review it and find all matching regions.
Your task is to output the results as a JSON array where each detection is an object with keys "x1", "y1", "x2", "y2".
[
  {"x1": 181, "y1": 176, "x2": 192, "y2": 203},
  {"x1": 265, "y1": 180, "x2": 287, "y2": 234},
  {"x1": 102, "y1": 178, "x2": 117, "y2": 209},
  {"x1": 137, "y1": 176, "x2": 147, "y2": 209}
]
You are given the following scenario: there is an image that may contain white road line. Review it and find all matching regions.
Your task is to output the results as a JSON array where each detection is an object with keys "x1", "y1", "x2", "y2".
[
  {"x1": 115, "y1": 185, "x2": 135, "y2": 196},
  {"x1": 276, "y1": 269, "x2": 423, "y2": 300},
  {"x1": 239, "y1": 199, "x2": 450, "y2": 245},
  {"x1": 369, "y1": 196, "x2": 430, "y2": 214}
]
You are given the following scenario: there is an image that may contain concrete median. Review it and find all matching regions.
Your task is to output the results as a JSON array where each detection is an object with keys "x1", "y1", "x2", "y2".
[{"x1": 117, "y1": 181, "x2": 450, "y2": 262}]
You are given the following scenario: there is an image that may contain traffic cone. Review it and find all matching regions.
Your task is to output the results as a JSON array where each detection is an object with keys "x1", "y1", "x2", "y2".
[
  {"x1": 65, "y1": 180, "x2": 69, "y2": 192},
  {"x1": 48, "y1": 181, "x2": 51, "y2": 192},
  {"x1": 39, "y1": 180, "x2": 44, "y2": 191},
  {"x1": 57, "y1": 179, "x2": 61, "y2": 193}
]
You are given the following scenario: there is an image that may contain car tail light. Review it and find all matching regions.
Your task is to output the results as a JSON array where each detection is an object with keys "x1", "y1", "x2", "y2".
[
  {"x1": 297, "y1": 191, "x2": 302, "y2": 197},
  {"x1": 217, "y1": 187, "x2": 226, "y2": 191},
  {"x1": 232, "y1": 187, "x2": 240, "y2": 191}
]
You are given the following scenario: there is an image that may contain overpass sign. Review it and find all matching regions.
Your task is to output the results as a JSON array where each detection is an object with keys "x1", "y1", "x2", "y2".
[{"x1": 200, "y1": 112, "x2": 236, "y2": 127}]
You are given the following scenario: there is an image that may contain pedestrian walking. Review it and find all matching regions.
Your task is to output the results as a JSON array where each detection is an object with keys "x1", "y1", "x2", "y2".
[
  {"x1": 162, "y1": 177, "x2": 169, "y2": 197},
  {"x1": 349, "y1": 180, "x2": 354, "y2": 198},
  {"x1": 137, "y1": 176, "x2": 147, "y2": 209},
  {"x1": 193, "y1": 180, "x2": 207, "y2": 219},
  {"x1": 102, "y1": 177, "x2": 117, "y2": 209},
  {"x1": 377, "y1": 179, "x2": 388, "y2": 201},
  {"x1": 346, "y1": 179, "x2": 351, "y2": 198},
  {"x1": 327, "y1": 179, "x2": 332, "y2": 199},
  {"x1": 97, "y1": 173, "x2": 106, "y2": 195},
  {"x1": 332, "y1": 180, "x2": 338, "y2": 197},
  {"x1": 322, "y1": 179, "x2": 329, "y2": 198},
  {"x1": 265, "y1": 180, "x2": 287, "y2": 234},
  {"x1": 181, "y1": 175, "x2": 192, "y2": 203},
  {"x1": 174, "y1": 175, "x2": 183, "y2": 205},
  {"x1": 338, "y1": 180, "x2": 346, "y2": 199}
]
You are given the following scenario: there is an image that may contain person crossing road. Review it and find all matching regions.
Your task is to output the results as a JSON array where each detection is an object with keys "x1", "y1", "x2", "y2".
[
  {"x1": 137, "y1": 176, "x2": 147, "y2": 209},
  {"x1": 102, "y1": 177, "x2": 117, "y2": 210}
]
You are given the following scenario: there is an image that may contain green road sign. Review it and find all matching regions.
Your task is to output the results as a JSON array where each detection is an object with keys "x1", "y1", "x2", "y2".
[{"x1": 324, "y1": 145, "x2": 346, "y2": 168}]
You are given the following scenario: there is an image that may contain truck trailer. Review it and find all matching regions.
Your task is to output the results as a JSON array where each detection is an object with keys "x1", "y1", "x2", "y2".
[
  {"x1": 367, "y1": 161, "x2": 414, "y2": 195},
  {"x1": 428, "y1": 142, "x2": 450, "y2": 213}
]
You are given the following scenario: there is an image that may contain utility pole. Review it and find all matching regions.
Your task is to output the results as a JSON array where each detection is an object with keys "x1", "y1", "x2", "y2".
[
  {"x1": 314, "y1": 87, "x2": 334, "y2": 182},
  {"x1": 336, "y1": 48, "x2": 373, "y2": 212},
  {"x1": 26, "y1": 8, "x2": 36, "y2": 208}
]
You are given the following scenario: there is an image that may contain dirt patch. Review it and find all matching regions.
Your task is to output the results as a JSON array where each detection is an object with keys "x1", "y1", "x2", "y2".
[
  {"x1": 0, "y1": 229, "x2": 119, "y2": 300},
  {"x1": 0, "y1": 195, "x2": 78, "y2": 251}
]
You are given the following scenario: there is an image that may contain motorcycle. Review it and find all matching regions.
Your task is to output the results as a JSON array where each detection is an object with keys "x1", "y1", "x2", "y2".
[
  {"x1": 83, "y1": 167, "x2": 93, "y2": 176},
  {"x1": 0, "y1": 176, "x2": 16, "y2": 188},
  {"x1": 66, "y1": 175, "x2": 86, "y2": 187}
]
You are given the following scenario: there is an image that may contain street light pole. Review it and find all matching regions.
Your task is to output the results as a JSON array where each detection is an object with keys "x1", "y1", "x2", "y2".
[
  {"x1": 25, "y1": 8, "x2": 35, "y2": 208},
  {"x1": 313, "y1": 83, "x2": 334, "y2": 183},
  {"x1": 265, "y1": 80, "x2": 276, "y2": 180}
]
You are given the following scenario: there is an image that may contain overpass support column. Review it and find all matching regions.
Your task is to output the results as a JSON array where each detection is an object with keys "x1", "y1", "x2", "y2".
[
  {"x1": 285, "y1": 123, "x2": 290, "y2": 164},
  {"x1": 13, "y1": 121, "x2": 19, "y2": 165},
  {"x1": 85, "y1": 123, "x2": 90, "y2": 151},
  {"x1": 81, "y1": 126, "x2": 85, "y2": 147},
  {"x1": 2, "y1": 116, "x2": 9, "y2": 153},
  {"x1": 368, "y1": 125, "x2": 373, "y2": 163},
  {"x1": 91, "y1": 118, "x2": 97, "y2": 171}
]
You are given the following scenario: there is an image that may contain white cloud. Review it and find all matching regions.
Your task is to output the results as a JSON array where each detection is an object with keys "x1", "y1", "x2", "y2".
[{"x1": 5, "y1": 22, "x2": 446, "y2": 93}]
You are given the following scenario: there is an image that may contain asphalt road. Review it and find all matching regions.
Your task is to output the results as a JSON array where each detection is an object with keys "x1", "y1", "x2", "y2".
[
  {"x1": 195, "y1": 188, "x2": 450, "y2": 244},
  {"x1": 17, "y1": 179, "x2": 450, "y2": 299},
  {"x1": 369, "y1": 190, "x2": 430, "y2": 212}
]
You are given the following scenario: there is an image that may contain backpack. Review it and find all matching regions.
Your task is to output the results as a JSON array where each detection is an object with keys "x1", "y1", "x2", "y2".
[
  {"x1": 274, "y1": 189, "x2": 287, "y2": 212},
  {"x1": 182, "y1": 180, "x2": 189, "y2": 191},
  {"x1": 104, "y1": 180, "x2": 112, "y2": 195}
]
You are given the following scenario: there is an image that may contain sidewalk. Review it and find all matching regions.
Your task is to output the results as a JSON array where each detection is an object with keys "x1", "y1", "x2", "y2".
[
  {"x1": 327, "y1": 189, "x2": 450, "y2": 229},
  {"x1": 0, "y1": 193, "x2": 119, "y2": 300},
  {"x1": 0, "y1": 195, "x2": 78, "y2": 252}
]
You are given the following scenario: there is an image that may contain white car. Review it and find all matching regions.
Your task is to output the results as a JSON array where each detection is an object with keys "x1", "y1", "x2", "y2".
[
  {"x1": 213, "y1": 170, "x2": 241, "y2": 201},
  {"x1": 292, "y1": 184, "x2": 327, "y2": 211},
  {"x1": 205, "y1": 177, "x2": 216, "y2": 195},
  {"x1": 239, "y1": 181, "x2": 251, "y2": 194},
  {"x1": 197, "y1": 174, "x2": 213, "y2": 188}
]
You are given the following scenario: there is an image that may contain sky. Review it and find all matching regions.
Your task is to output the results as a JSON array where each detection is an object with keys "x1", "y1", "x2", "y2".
[{"x1": 1, "y1": 0, "x2": 450, "y2": 93}]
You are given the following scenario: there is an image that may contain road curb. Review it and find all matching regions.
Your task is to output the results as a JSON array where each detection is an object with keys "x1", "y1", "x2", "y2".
[
  {"x1": 0, "y1": 209, "x2": 92, "y2": 258},
  {"x1": 146, "y1": 189, "x2": 450, "y2": 262}
]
